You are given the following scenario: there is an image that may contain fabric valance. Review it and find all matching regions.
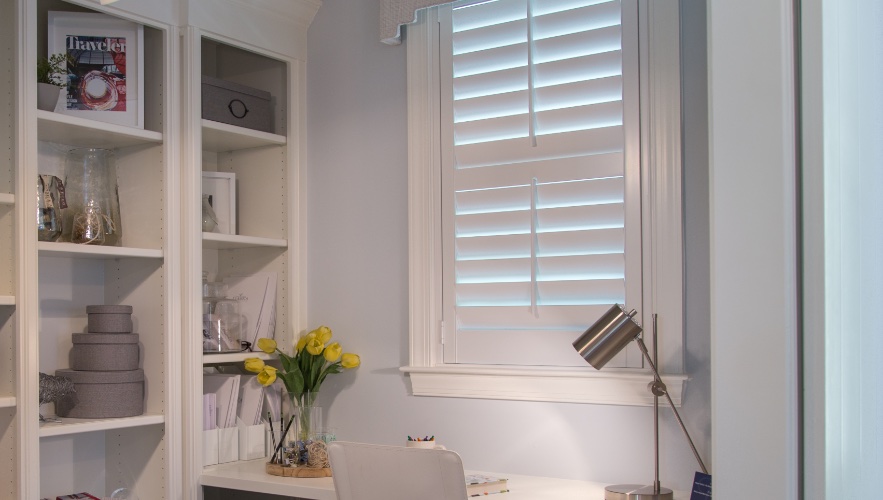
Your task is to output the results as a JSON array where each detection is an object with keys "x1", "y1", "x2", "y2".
[{"x1": 380, "y1": 0, "x2": 451, "y2": 44}]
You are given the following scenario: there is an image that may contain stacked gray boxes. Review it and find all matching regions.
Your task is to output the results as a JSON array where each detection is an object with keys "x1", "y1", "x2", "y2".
[{"x1": 55, "y1": 305, "x2": 145, "y2": 418}]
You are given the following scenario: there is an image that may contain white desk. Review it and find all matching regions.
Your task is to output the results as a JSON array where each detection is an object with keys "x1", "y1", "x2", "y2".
[{"x1": 201, "y1": 459, "x2": 688, "y2": 499}]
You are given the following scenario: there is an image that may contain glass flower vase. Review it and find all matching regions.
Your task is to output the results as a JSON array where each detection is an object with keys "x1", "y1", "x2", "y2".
[{"x1": 281, "y1": 391, "x2": 323, "y2": 466}]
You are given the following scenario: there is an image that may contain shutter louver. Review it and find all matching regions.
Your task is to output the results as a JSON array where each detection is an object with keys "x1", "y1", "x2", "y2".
[{"x1": 443, "y1": 0, "x2": 638, "y2": 366}]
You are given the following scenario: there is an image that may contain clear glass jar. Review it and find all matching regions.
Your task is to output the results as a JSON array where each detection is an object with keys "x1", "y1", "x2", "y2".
[
  {"x1": 202, "y1": 281, "x2": 242, "y2": 353},
  {"x1": 62, "y1": 148, "x2": 123, "y2": 246}
]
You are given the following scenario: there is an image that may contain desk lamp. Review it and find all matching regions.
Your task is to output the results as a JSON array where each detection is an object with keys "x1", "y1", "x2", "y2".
[{"x1": 572, "y1": 304, "x2": 707, "y2": 500}]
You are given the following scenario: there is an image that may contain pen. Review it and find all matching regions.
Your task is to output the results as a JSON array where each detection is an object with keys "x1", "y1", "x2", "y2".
[
  {"x1": 268, "y1": 411, "x2": 277, "y2": 462},
  {"x1": 273, "y1": 415, "x2": 296, "y2": 460}
]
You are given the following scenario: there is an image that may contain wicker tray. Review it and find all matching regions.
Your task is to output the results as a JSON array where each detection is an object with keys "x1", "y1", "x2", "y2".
[{"x1": 265, "y1": 463, "x2": 332, "y2": 478}]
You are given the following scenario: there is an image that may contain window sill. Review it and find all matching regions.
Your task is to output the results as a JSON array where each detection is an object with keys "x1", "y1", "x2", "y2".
[{"x1": 400, "y1": 365, "x2": 687, "y2": 407}]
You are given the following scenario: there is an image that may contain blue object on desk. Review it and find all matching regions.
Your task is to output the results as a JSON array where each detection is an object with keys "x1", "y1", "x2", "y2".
[{"x1": 690, "y1": 472, "x2": 712, "y2": 500}]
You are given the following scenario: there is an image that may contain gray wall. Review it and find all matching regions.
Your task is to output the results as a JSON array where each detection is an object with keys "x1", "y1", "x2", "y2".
[{"x1": 304, "y1": 0, "x2": 709, "y2": 493}]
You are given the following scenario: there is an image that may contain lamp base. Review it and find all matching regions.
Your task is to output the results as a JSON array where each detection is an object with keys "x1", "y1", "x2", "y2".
[{"x1": 605, "y1": 484, "x2": 674, "y2": 500}]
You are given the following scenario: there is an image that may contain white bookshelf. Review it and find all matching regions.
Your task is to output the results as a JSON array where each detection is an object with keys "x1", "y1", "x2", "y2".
[
  {"x1": 0, "y1": 397, "x2": 15, "y2": 408},
  {"x1": 202, "y1": 351, "x2": 272, "y2": 365},
  {"x1": 0, "y1": 193, "x2": 13, "y2": 205},
  {"x1": 37, "y1": 110, "x2": 163, "y2": 149},
  {"x1": 0, "y1": 296, "x2": 14, "y2": 306}
]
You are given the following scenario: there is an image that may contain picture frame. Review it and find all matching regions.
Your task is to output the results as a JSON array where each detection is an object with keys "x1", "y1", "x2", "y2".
[
  {"x1": 202, "y1": 172, "x2": 237, "y2": 235},
  {"x1": 48, "y1": 11, "x2": 144, "y2": 129}
]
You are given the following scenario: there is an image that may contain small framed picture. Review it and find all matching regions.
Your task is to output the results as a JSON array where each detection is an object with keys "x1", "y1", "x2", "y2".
[
  {"x1": 202, "y1": 172, "x2": 237, "y2": 235},
  {"x1": 48, "y1": 11, "x2": 144, "y2": 128}
]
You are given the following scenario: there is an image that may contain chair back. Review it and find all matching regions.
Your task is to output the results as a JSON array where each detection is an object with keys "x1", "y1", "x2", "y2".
[{"x1": 328, "y1": 441, "x2": 468, "y2": 500}]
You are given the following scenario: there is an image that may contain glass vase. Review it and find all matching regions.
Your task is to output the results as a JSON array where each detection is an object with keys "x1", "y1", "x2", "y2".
[
  {"x1": 61, "y1": 148, "x2": 123, "y2": 246},
  {"x1": 202, "y1": 281, "x2": 243, "y2": 353},
  {"x1": 280, "y1": 391, "x2": 323, "y2": 466}
]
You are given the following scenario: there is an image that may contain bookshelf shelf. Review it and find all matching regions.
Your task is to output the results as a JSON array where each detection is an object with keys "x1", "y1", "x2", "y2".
[
  {"x1": 202, "y1": 233, "x2": 288, "y2": 250},
  {"x1": 38, "y1": 242, "x2": 164, "y2": 260},
  {"x1": 0, "y1": 193, "x2": 13, "y2": 205},
  {"x1": 38, "y1": 413, "x2": 165, "y2": 438},
  {"x1": 203, "y1": 351, "x2": 272, "y2": 365},
  {"x1": 0, "y1": 396, "x2": 15, "y2": 408},
  {"x1": 37, "y1": 110, "x2": 163, "y2": 149},
  {"x1": 202, "y1": 120, "x2": 287, "y2": 152},
  {"x1": 0, "y1": 295, "x2": 14, "y2": 306}
]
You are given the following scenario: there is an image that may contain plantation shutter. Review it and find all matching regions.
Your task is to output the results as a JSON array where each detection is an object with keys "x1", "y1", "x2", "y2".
[{"x1": 440, "y1": 0, "x2": 641, "y2": 367}]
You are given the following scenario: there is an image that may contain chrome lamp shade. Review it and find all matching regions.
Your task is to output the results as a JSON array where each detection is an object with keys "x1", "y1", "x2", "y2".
[
  {"x1": 573, "y1": 304, "x2": 642, "y2": 369},
  {"x1": 572, "y1": 304, "x2": 708, "y2": 500}
]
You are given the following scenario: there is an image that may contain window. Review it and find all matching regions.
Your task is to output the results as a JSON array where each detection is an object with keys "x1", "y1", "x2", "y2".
[{"x1": 403, "y1": 0, "x2": 686, "y2": 405}]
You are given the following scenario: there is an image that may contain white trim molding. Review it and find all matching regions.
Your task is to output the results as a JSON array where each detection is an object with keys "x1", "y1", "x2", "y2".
[{"x1": 401, "y1": 366, "x2": 687, "y2": 406}]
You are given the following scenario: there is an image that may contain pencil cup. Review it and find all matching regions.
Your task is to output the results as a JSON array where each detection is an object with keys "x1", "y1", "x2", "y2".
[{"x1": 406, "y1": 440, "x2": 445, "y2": 450}]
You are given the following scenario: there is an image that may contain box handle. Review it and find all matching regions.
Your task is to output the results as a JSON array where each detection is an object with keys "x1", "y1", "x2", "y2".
[{"x1": 228, "y1": 99, "x2": 249, "y2": 119}]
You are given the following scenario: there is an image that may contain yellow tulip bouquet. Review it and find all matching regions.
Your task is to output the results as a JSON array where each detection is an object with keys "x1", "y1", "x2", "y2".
[
  {"x1": 244, "y1": 326, "x2": 360, "y2": 463},
  {"x1": 244, "y1": 325, "x2": 360, "y2": 406}
]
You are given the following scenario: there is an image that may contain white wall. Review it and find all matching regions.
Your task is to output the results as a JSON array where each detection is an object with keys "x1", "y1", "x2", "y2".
[{"x1": 304, "y1": 0, "x2": 710, "y2": 494}]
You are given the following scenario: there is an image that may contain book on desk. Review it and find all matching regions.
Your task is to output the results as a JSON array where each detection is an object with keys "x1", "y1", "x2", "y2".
[{"x1": 466, "y1": 474, "x2": 509, "y2": 496}]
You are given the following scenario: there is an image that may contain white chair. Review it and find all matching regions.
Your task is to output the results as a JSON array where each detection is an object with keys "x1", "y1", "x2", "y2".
[{"x1": 328, "y1": 441, "x2": 469, "y2": 500}]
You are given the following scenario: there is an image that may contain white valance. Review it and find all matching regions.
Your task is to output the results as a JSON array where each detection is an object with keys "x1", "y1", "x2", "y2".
[{"x1": 380, "y1": 0, "x2": 451, "y2": 45}]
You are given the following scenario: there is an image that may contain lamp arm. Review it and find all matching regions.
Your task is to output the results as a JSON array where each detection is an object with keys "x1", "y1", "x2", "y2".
[{"x1": 635, "y1": 337, "x2": 709, "y2": 475}]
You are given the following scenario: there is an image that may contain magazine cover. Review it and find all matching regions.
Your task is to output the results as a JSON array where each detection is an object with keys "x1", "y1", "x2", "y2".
[
  {"x1": 64, "y1": 35, "x2": 128, "y2": 112},
  {"x1": 48, "y1": 11, "x2": 144, "y2": 128}
]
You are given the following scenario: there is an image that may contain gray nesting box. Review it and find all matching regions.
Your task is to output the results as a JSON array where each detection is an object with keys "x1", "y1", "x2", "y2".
[
  {"x1": 55, "y1": 368, "x2": 144, "y2": 418},
  {"x1": 202, "y1": 75, "x2": 273, "y2": 133},
  {"x1": 71, "y1": 333, "x2": 139, "y2": 371},
  {"x1": 87, "y1": 304, "x2": 133, "y2": 333}
]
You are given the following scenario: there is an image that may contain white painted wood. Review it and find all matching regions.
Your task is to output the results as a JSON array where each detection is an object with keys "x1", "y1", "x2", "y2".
[
  {"x1": 201, "y1": 460, "x2": 691, "y2": 500},
  {"x1": 185, "y1": 0, "x2": 320, "y2": 60},
  {"x1": 202, "y1": 233, "x2": 287, "y2": 249},
  {"x1": 708, "y1": 0, "x2": 800, "y2": 498},
  {"x1": 0, "y1": 296, "x2": 13, "y2": 306},
  {"x1": 0, "y1": 396, "x2": 15, "y2": 408},
  {"x1": 37, "y1": 241, "x2": 163, "y2": 259},
  {"x1": 182, "y1": 16, "x2": 311, "y2": 500},
  {"x1": 203, "y1": 351, "x2": 272, "y2": 365},
  {"x1": 202, "y1": 120, "x2": 286, "y2": 152},
  {"x1": 37, "y1": 110, "x2": 163, "y2": 148},
  {"x1": 17, "y1": 0, "x2": 43, "y2": 496},
  {"x1": 402, "y1": 366, "x2": 686, "y2": 406},
  {"x1": 0, "y1": 193, "x2": 13, "y2": 204},
  {"x1": 38, "y1": 413, "x2": 165, "y2": 438}
]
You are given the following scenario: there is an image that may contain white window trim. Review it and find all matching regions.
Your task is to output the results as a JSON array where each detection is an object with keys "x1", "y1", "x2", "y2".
[{"x1": 401, "y1": 0, "x2": 686, "y2": 407}]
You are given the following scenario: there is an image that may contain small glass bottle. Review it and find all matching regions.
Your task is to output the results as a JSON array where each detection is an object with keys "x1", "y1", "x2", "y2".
[
  {"x1": 202, "y1": 194, "x2": 218, "y2": 232},
  {"x1": 202, "y1": 280, "x2": 242, "y2": 353},
  {"x1": 37, "y1": 175, "x2": 64, "y2": 242}
]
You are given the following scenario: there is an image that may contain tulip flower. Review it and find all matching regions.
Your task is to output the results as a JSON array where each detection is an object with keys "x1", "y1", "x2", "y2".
[
  {"x1": 311, "y1": 325, "x2": 333, "y2": 344},
  {"x1": 243, "y1": 357, "x2": 265, "y2": 373},
  {"x1": 256, "y1": 365, "x2": 278, "y2": 386},
  {"x1": 305, "y1": 337, "x2": 324, "y2": 356},
  {"x1": 257, "y1": 338, "x2": 277, "y2": 354},
  {"x1": 323, "y1": 342, "x2": 342, "y2": 362},
  {"x1": 341, "y1": 353, "x2": 361, "y2": 369}
]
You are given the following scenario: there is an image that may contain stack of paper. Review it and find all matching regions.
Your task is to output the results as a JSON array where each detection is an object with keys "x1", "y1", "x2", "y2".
[
  {"x1": 237, "y1": 375, "x2": 265, "y2": 426},
  {"x1": 203, "y1": 374, "x2": 241, "y2": 428},
  {"x1": 224, "y1": 273, "x2": 277, "y2": 347}
]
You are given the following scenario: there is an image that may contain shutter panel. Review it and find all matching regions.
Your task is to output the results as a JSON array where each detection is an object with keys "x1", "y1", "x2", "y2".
[{"x1": 442, "y1": 0, "x2": 640, "y2": 367}]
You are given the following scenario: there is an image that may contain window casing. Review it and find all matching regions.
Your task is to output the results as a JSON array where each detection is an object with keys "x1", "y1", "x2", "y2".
[{"x1": 402, "y1": 0, "x2": 686, "y2": 405}]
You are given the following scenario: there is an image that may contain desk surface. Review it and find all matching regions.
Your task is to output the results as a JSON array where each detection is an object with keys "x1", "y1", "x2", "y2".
[{"x1": 201, "y1": 459, "x2": 687, "y2": 499}]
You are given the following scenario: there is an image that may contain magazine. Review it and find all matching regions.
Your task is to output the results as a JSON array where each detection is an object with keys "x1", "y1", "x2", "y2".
[{"x1": 64, "y1": 34, "x2": 128, "y2": 112}]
